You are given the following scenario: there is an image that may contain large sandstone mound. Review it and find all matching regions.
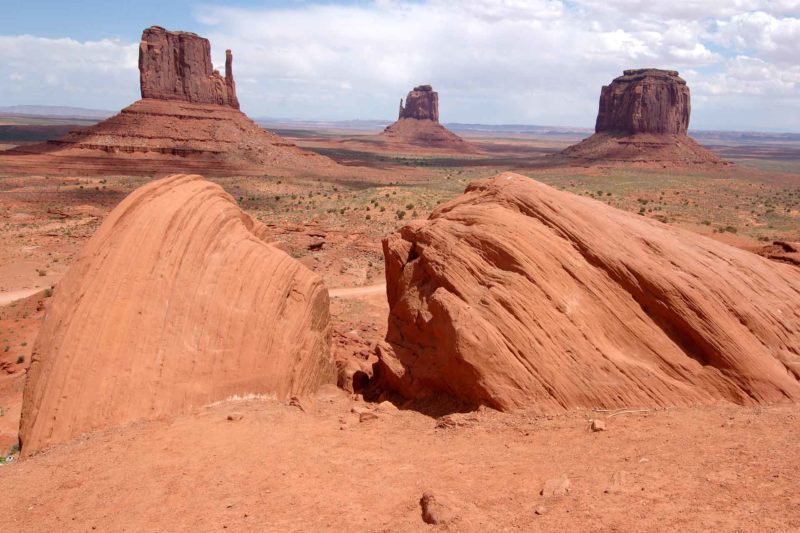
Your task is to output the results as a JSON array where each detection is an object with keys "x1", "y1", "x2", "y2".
[
  {"x1": 375, "y1": 172, "x2": 800, "y2": 411},
  {"x1": 20, "y1": 174, "x2": 335, "y2": 454},
  {"x1": 562, "y1": 69, "x2": 725, "y2": 166},
  {"x1": 381, "y1": 85, "x2": 475, "y2": 153},
  {"x1": 0, "y1": 27, "x2": 336, "y2": 177}
]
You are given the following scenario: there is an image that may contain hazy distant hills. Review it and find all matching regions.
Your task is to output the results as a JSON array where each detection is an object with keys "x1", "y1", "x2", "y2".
[
  {"x1": 0, "y1": 105, "x2": 114, "y2": 120},
  {"x1": 1, "y1": 106, "x2": 797, "y2": 142}
]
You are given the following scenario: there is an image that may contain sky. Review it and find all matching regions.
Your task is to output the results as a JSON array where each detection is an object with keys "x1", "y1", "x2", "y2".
[{"x1": 0, "y1": 0, "x2": 799, "y2": 131}]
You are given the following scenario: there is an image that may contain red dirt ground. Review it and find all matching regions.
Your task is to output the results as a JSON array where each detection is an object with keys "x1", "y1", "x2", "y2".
[
  {"x1": 1, "y1": 126, "x2": 799, "y2": 531},
  {"x1": 1, "y1": 391, "x2": 798, "y2": 531}
]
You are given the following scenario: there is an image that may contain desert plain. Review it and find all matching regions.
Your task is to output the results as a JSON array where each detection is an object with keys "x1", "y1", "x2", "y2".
[{"x1": 0, "y1": 22, "x2": 799, "y2": 533}]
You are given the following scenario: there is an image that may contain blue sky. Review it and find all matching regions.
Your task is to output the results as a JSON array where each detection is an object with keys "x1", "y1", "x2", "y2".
[{"x1": 1, "y1": 0, "x2": 799, "y2": 131}]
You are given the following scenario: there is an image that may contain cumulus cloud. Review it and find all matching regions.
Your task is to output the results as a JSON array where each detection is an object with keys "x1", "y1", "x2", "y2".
[
  {"x1": 0, "y1": 1, "x2": 798, "y2": 131},
  {"x1": 0, "y1": 35, "x2": 138, "y2": 109}
]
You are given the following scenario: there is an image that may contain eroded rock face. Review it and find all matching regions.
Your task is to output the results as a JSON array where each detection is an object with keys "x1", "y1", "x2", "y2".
[
  {"x1": 139, "y1": 26, "x2": 239, "y2": 108},
  {"x1": 381, "y1": 84, "x2": 474, "y2": 152},
  {"x1": 20, "y1": 174, "x2": 335, "y2": 454},
  {"x1": 595, "y1": 69, "x2": 689, "y2": 135},
  {"x1": 399, "y1": 85, "x2": 439, "y2": 122},
  {"x1": 375, "y1": 172, "x2": 800, "y2": 412}
]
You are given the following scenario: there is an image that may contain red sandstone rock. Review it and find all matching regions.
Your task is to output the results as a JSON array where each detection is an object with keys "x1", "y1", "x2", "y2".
[
  {"x1": 139, "y1": 26, "x2": 239, "y2": 109},
  {"x1": 19, "y1": 174, "x2": 335, "y2": 455},
  {"x1": 381, "y1": 84, "x2": 474, "y2": 153},
  {"x1": 596, "y1": 69, "x2": 689, "y2": 135},
  {"x1": 375, "y1": 172, "x2": 800, "y2": 411},
  {"x1": 0, "y1": 98, "x2": 336, "y2": 176},
  {"x1": 757, "y1": 241, "x2": 800, "y2": 268},
  {"x1": 560, "y1": 131, "x2": 724, "y2": 166},
  {"x1": 399, "y1": 85, "x2": 439, "y2": 122},
  {"x1": 562, "y1": 69, "x2": 724, "y2": 166},
  {"x1": 0, "y1": 26, "x2": 342, "y2": 177}
]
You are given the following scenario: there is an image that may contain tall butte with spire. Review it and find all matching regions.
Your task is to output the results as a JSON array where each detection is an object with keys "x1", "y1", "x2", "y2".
[
  {"x1": 138, "y1": 26, "x2": 240, "y2": 108},
  {"x1": 381, "y1": 85, "x2": 475, "y2": 152},
  {"x1": 0, "y1": 26, "x2": 336, "y2": 176},
  {"x1": 561, "y1": 69, "x2": 726, "y2": 166}
]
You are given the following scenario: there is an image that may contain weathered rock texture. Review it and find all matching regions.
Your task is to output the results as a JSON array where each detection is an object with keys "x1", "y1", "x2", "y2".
[
  {"x1": 20, "y1": 174, "x2": 335, "y2": 454},
  {"x1": 399, "y1": 85, "x2": 439, "y2": 122},
  {"x1": 561, "y1": 69, "x2": 725, "y2": 166},
  {"x1": 0, "y1": 27, "x2": 340, "y2": 177},
  {"x1": 382, "y1": 85, "x2": 474, "y2": 153},
  {"x1": 595, "y1": 69, "x2": 689, "y2": 135},
  {"x1": 0, "y1": 99, "x2": 336, "y2": 176},
  {"x1": 375, "y1": 172, "x2": 800, "y2": 411},
  {"x1": 758, "y1": 241, "x2": 800, "y2": 268},
  {"x1": 139, "y1": 26, "x2": 239, "y2": 109}
]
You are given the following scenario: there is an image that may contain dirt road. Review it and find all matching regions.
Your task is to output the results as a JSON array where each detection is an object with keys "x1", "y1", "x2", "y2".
[{"x1": 329, "y1": 283, "x2": 385, "y2": 299}]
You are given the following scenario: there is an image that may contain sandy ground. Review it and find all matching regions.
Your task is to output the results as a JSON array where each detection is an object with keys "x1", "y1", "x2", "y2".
[
  {"x1": 329, "y1": 283, "x2": 386, "y2": 298},
  {"x1": 0, "y1": 129, "x2": 799, "y2": 531},
  {"x1": 0, "y1": 392, "x2": 798, "y2": 532}
]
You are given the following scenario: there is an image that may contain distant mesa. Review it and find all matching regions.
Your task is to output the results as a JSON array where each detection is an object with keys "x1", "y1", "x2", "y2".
[
  {"x1": 561, "y1": 68, "x2": 726, "y2": 166},
  {"x1": 0, "y1": 26, "x2": 336, "y2": 176},
  {"x1": 372, "y1": 173, "x2": 800, "y2": 412},
  {"x1": 595, "y1": 69, "x2": 689, "y2": 135},
  {"x1": 19, "y1": 174, "x2": 335, "y2": 455},
  {"x1": 381, "y1": 84, "x2": 476, "y2": 153}
]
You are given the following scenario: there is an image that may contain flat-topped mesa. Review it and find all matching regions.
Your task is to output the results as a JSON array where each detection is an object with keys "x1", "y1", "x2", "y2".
[
  {"x1": 399, "y1": 85, "x2": 439, "y2": 122},
  {"x1": 595, "y1": 68, "x2": 689, "y2": 135},
  {"x1": 139, "y1": 26, "x2": 239, "y2": 109}
]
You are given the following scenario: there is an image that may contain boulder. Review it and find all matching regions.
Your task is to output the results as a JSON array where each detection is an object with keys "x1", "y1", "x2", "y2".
[
  {"x1": 374, "y1": 172, "x2": 800, "y2": 411},
  {"x1": 19, "y1": 174, "x2": 335, "y2": 454}
]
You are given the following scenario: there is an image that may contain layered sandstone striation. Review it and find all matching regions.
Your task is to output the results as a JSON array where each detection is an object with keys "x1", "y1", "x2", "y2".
[
  {"x1": 139, "y1": 26, "x2": 239, "y2": 108},
  {"x1": 562, "y1": 69, "x2": 724, "y2": 166},
  {"x1": 1, "y1": 98, "x2": 335, "y2": 176},
  {"x1": 20, "y1": 174, "x2": 335, "y2": 454},
  {"x1": 374, "y1": 173, "x2": 800, "y2": 411},
  {"x1": 381, "y1": 85, "x2": 475, "y2": 153},
  {"x1": 0, "y1": 27, "x2": 337, "y2": 176}
]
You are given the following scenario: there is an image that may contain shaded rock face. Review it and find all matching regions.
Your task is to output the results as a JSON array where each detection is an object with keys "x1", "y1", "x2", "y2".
[
  {"x1": 376, "y1": 172, "x2": 800, "y2": 412},
  {"x1": 595, "y1": 69, "x2": 689, "y2": 135},
  {"x1": 399, "y1": 85, "x2": 439, "y2": 122},
  {"x1": 20, "y1": 174, "x2": 335, "y2": 454},
  {"x1": 380, "y1": 84, "x2": 474, "y2": 152},
  {"x1": 139, "y1": 26, "x2": 239, "y2": 109}
]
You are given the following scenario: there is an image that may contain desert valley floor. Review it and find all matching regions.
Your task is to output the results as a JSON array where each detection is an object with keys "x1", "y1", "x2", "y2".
[{"x1": 1, "y1": 122, "x2": 800, "y2": 531}]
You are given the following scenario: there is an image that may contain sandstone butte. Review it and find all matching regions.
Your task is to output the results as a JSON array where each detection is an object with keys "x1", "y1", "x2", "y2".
[
  {"x1": 0, "y1": 27, "x2": 337, "y2": 177},
  {"x1": 139, "y1": 26, "x2": 240, "y2": 108},
  {"x1": 562, "y1": 69, "x2": 725, "y2": 166},
  {"x1": 381, "y1": 85, "x2": 475, "y2": 153},
  {"x1": 19, "y1": 174, "x2": 335, "y2": 455},
  {"x1": 374, "y1": 172, "x2": 800, "y2": 412}
]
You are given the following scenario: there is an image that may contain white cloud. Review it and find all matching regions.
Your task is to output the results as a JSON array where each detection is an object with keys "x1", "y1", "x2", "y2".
[
  {"x1": 0, "y1": 35, "x2": 138, "y2": 109},
  {"x1": 0, "y1": 1, "x2": 798, "y2": 131}
]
